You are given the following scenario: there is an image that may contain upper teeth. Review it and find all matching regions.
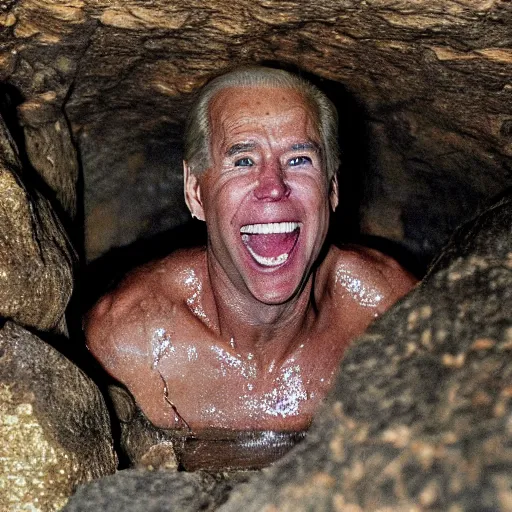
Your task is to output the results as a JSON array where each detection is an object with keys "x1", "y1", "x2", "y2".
[{"x1": 240, "y1": 222, "x2": 300, "y2": 235}]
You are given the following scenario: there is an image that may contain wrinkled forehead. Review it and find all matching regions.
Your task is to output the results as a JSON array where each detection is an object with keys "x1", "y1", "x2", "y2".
[{"x1": 208, "y1": 85, "x2": 321, "y2": 139}]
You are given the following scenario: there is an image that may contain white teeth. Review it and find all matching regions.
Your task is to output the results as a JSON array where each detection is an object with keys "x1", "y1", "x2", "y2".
[
  {"x1": 240, "y1": 222, "x2": 299, "y2": 267},
  {"x1": 240, "y1": 222, "x2": 300, "y2": 235},
  {"x1": 245, "y1": 245, "x2": 289, "y2": 267}
]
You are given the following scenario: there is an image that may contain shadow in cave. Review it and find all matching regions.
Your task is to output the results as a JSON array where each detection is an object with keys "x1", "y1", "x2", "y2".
[
  {"x1": 0, "y1": 83, "x2": 87, "y2": 353},
  {"x1": 82, "y1": 220, "x2": 207, "y2": 311}
]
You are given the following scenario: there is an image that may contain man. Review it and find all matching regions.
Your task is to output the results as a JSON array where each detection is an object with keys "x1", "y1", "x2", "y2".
[{"x1": 86, "y1": 67, "x2": 416, "y2": 434}]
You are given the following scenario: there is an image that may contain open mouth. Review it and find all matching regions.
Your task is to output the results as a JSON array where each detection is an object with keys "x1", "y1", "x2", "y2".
[{"x1": 240, "y1": 222, "x2": 301, "y2": 267}]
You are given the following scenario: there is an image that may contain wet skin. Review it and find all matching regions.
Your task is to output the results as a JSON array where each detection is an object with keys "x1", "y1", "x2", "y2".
[{"x1": 86, "y1": 87, "x2": 416, "y2": 432}]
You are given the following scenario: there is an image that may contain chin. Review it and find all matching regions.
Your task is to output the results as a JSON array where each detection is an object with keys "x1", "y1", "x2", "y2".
[
  {"x1": 245, "y1": 273, "x2": 307, "y2": 306},
  {"x1": 251, "y1": 291, "x2": 296, "y2": 306},
  {"x1": 237, "y1": 246, "x2": 317, "y2": 306}
]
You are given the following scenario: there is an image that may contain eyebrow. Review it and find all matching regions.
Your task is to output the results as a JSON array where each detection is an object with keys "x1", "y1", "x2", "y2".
[
  {"x1": 226, "y1": 142, "x2": 257, "y2": 157},
  {"x1": 290, "y1": 141, "x2": 321, "y2": 153},
  {"x1": 225, "y1": 141, "x2": 321, "y2": 157}
]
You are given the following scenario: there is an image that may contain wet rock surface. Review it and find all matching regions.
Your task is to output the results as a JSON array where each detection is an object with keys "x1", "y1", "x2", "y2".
[
  {"x1": 0, "y1": 321, "x2": 117, "y2": 511},
  {"x1": 0, "y1": 113, "x2": 75, "y2": 333},
  {"x1": 219, "y1": 193, "x2": 512, "y2": 511}
]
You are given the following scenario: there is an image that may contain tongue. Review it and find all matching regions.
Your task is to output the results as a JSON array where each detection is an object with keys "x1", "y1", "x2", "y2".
[{"x1": 243, "y1": 231, "x2": 299, "y2": 258}]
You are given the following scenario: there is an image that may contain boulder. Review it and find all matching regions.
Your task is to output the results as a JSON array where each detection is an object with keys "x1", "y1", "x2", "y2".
[
  {"x1": 0, "y1": 321, "x2": 117, "y2": 511},
  {"x1": 17, "y1": 92, "x2": 80, "y2": 219},
  {"x1": 63, "y1": 469, "x2": 238, "y2": 512},
  {"x1": 0, "y1": 113, "x2": 75, "y2": 333}
]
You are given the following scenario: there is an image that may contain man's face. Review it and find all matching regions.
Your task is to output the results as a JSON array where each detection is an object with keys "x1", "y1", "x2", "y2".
[{"x1": 185, "y1": 86, "x2": 338, "y2": 305}]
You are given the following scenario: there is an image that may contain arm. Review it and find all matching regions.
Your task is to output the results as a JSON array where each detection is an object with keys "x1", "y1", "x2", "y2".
[{"x1": 84, "y1": 276, "x2": 183, "y2": 429}]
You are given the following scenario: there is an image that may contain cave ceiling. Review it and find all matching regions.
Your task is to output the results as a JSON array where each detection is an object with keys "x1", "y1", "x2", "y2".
[{"x1": 0, "y1": 0, "x2": 511, "y2": 267}]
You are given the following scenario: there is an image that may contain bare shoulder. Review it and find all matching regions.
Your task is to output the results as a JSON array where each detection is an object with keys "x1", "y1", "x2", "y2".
[
  {"x1": 84, "y1": 247, "x2": 207, "y2": 368},
  {"x1": 322, "y1": 244, "x2": 417, "y2": 313}
]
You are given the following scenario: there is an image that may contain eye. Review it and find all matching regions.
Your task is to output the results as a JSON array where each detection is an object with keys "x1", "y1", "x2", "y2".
[
  {"x1": 288, "y1": 156, "x2": 312, "y2": 167},
  {"x1": 234, "y1": 157, "x2": 254, "y2": 167}
]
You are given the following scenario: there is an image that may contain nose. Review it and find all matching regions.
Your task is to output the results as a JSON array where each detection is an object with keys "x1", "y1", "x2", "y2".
[{"x1": 253, "y1": 162, "x2": 290, "y2": 201}]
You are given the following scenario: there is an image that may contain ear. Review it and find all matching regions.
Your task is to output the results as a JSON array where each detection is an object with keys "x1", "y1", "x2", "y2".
[
  {"x1": 183, "y1": 161, "x2": 206, "y2": 221},
  {"x1": 329, "y1": 174, "x2": 339, "y2": 212}
]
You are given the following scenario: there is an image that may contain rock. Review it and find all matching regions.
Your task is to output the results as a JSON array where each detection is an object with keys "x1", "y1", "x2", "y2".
[
  {"x1": 63, "y1": 469, "x2": 242, "y2": 512},
  {"x1": 17, "y1": 92, "x2": 80, "y2": 219},
  {"x1": 0, "y1": 112, "x2": 75, "y2": 332},
  {"x1": 0, "y1": 321, "x2": 117, "y2": 511},
  {"x1": 219, "y1": 193, "x2": 512, "y2": 511},
  {"x1": 107, "y1": 385, "x2": 180, "y2": 468}
]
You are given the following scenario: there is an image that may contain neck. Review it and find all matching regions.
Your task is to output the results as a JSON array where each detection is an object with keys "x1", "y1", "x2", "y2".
[{"x1": 204, "y1": 254, "x2": 317, "y2": 367}]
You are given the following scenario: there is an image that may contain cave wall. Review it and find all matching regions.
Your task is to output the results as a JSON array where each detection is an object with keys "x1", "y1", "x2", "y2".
[{"x1": 0, "y1": 0, "x2": 511, "y2": 267}]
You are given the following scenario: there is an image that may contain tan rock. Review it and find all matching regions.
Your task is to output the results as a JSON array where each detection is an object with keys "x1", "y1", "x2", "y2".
[{"x1": 0, "y1": 321, "x2": 117, "y2": 511}]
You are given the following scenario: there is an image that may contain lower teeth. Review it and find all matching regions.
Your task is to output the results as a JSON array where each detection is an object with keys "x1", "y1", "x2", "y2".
[{"x1": 245, "y1": 245, "x2": 289, "y2": 267}]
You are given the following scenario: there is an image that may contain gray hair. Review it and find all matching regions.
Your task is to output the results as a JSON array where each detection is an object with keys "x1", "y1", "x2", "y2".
[{"x1": 184, "y1": 66, "x2": 340, "y2": 180}]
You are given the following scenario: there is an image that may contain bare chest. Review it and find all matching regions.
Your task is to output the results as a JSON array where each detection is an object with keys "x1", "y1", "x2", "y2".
[{"x1": 150, "y1": 323, "x2": 344, "y2": 431}]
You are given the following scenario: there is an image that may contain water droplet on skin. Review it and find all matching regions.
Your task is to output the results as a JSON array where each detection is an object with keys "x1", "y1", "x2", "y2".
[
  {"x1": 151, "y1": 327, "x2": 174, "y2": 369},
  {"x1": 335, "y1": 268, "x2": 384, "y2": 308},
  {"x1": 211, "y1": 346, "x2": 257, "y2": 379},
  {"x1": 242, "y1": 364, "x2": 307, "y2": 419},
  {"x1": 184, "y1": 269, "x2": 214, "y2": 329},
  {"x1": 187, "y1": 346, "x2": 198, "y2": 362}
]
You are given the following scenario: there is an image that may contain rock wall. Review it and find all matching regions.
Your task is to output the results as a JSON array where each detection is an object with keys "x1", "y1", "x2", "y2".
[{"x1": 0, "y1": 41, "x2": 117, "y2": 511}]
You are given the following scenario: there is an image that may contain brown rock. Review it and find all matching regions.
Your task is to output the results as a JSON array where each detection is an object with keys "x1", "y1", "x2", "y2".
[
  {"x1": 0, "y1": 112, "x2": 75, "y2": 332},
  {"x1": 0, "y1": 321, "x2": 117, "y2": 511},
  {"x1": 17, "y1": 93, "x2": 80, "y2": 218}
]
